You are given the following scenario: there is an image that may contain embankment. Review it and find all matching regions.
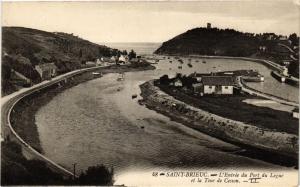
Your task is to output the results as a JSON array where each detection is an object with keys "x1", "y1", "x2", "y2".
[{"x1": 140, "y1": 80, "x2": 298, "y2": 160}]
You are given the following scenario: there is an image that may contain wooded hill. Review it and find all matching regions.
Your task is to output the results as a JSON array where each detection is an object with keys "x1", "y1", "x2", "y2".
[{"x1": 2, "y1": 27, "x2": 120, "y2": 95}]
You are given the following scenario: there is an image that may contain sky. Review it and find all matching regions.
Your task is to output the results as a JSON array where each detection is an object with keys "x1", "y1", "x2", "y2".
[{"x1": 2, "y1": 1, "x2": 300, "y2": 43}]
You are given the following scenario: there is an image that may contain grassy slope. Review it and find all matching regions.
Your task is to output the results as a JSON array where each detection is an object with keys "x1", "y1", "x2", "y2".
[{"x1": 2, "y1": 27, "x2": 118, "y2": 96}]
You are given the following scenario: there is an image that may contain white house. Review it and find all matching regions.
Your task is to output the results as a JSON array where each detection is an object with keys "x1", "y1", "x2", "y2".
[
  {"x1": 174, "y1": 79, "x2": 183, "y2": 87},
  {"x1": 201, "y1": 76, "x2": 234, "y2": 95},
  {"x1": 292, "y1": 108, "x2": 299, "y2": 119},
  {"x1": 118, "y1": 55, "x2": 129, "y2": 64},
  {"x1": 96, "y1": 58, "x2": 108, "y2": 66},
  {"x1": 170, "y1": 78, "x2": 183, "y2": 87}
]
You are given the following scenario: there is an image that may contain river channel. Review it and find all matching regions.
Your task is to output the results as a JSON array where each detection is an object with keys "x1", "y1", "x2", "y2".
[{"x1": 35, "y1": 57, "x2": 298, "y2": 183}]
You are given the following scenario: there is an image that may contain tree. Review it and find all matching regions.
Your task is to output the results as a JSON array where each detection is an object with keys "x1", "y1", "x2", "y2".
[
  {"x1": 159, "y1": 74, "x2": 170, "y2": 85},
  {"x1": 76, "y1": 165, "x2": 114, "y2": 185},
  {"x1": 128, "y1": 49, "x2": 136, "y2": 60},
  {"x1": 79, "y1": 49, "x2": 83, "y2": 58},
  {"x1": 181, "y1": 76, "x2": 197, "y2": 88},
  {"x1": 175, "y1": 73, "x2": 182, "y2": 79},
  {"x1": 289, "y1": 33, "x2": 299, "y2": 46},
  {"x1": 122, "y1": 50, "x2": 128, "y2": 55}
]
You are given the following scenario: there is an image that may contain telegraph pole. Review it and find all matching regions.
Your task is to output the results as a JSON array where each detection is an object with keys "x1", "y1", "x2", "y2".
[{"x1": 73, "y1": 163, "x2": 77, "y2": 180}]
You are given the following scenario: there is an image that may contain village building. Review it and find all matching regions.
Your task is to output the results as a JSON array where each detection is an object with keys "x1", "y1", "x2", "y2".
[
  {"x1": 170, "y1": 78, "x2": 183, "y2": 87},
  {"x1": 118, "y1": 55, "x2": 129, "y2": 64},
  {"x1": 86, "y1": 61, "x2": 96, "y2": 66},
  {"x1": 110, "y1": 56, "x2": 117, "y2": 63},
  {"x1": 35, "y1": 63, "x2": 58, "y2": 80},
  {"x1": 201, "y1": 76, "x2": 234, "y2": 95},
  {"x1": 292, "y1": 108, "x2": 299, "y2": 119},
  {"x1": 96, "y1": 58, "x2": 109, "y2": 66},
  {"x1": 192, "y1": 83, "x2": 203, "y2": 93}
]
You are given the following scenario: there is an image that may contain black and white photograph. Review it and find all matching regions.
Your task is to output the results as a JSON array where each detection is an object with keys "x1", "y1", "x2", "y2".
[{"x1": 1, "y1": 1, "x2": 299, "y2": 186}]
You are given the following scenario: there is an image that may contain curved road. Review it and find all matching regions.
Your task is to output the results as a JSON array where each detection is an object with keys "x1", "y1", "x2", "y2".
[{"x1": 1, "y1": 65, "x2": 109, "y2": 178}]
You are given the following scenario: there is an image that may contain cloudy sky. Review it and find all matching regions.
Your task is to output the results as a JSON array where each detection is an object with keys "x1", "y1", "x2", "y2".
[{"x1": 2, "y1": 1, "x2": 300, "y2": 43}]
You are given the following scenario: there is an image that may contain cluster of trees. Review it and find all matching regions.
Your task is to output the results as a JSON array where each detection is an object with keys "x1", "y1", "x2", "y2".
[
  {"x1": 159, "y1": 73, "x2": 197, "y2": 88},
  {"x1": 155, "y1": 28, "x2": 261, "y2": 56},
  {"x1": 155, "y1": 27, "x2": 299, "y2": 57},
  {"x1": 288, "y1": 33, "x2": 299, "y2": 46}
]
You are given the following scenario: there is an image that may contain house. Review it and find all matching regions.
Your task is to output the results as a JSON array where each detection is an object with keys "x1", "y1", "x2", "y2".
[
  {"x1": 35, "y1": 63, "x2": 58, "y2": 80},
  {"x1": 263, "y1": 33, "x2": 276, "y2": 40},
  {"x1": 170, "y1": 78, "x2": 183, "y2": 87},
  {"x1": 96, "y1": 58, "x2": 108, "y2": 66},
  {"x1": 118, "y1": 55, "x2": 129, "y2": 64},
  {"x1": 292, "y1": 108, "x2": 299, "y2": 119},
  {"x1": 279, "y1": 36, "x2": 288, "y2": 41},
  {"x1": 201, "y1": 76, "x2": 234, "y2": 95},
  {"x1": 86, "y1": 61, "x2": 96, "y2": 66},
  {"x1": 282, "y1": 61, "x2": 290, "y2": 66},
  {"x1": 192, "y1": 83, "x2": 203, "y2": 93},
  {"x1": 110, "y1": 56, "x2": 117, "y2": 63}
]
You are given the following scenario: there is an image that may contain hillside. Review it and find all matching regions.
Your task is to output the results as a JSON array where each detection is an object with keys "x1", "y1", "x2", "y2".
[
  {"x1": 155, "y1": 27, "x2": 299, "y2": 77},
  {"x1": 2, "y1": 27, "x2": 120, "y2": 96}
]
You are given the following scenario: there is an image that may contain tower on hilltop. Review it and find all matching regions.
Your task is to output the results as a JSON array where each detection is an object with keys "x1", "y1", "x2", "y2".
[{"x1": 207, "y1": 23, "x2": 211, "y2": 29}]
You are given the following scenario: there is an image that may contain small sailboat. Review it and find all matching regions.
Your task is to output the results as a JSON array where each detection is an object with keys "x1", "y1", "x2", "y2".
[
  {"x1": 117, "y1": 73, "x2": 125, "y2": 81},
  {"x1": 92, "y1": 72, "x2": 103, "y2": 78}
]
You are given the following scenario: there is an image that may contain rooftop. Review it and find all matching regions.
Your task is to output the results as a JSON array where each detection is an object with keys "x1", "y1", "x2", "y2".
[
  {"x1": 36, "y1": 63, "x2": 57, "y2": 71},
  {"x1": 201, "y1": 76, "x2": 234, "y2": 86}
]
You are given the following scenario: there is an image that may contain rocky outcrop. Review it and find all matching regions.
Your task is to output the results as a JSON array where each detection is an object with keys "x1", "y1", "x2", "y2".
[{"x1": 140, "y1": 80, "x2": 298, "y2": 158}]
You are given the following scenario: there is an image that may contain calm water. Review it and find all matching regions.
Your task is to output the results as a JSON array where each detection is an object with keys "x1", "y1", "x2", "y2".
[{"x1": 35, "y1": 48, "x2": 298, "y2": 184}]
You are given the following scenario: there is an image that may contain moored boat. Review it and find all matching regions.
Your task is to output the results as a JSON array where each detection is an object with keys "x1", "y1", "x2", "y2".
[
  {"x1": 271, "y1": 71, "x2": 286, "y2": 83},
  {"x1": 92, "y1": 72, "x2": 103, "y2": 78}
]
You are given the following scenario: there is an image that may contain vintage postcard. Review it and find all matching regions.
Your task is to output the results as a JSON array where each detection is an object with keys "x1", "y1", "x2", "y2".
[{"x1": 1, "y1": 1, "x2": 299, "y2": 186}]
